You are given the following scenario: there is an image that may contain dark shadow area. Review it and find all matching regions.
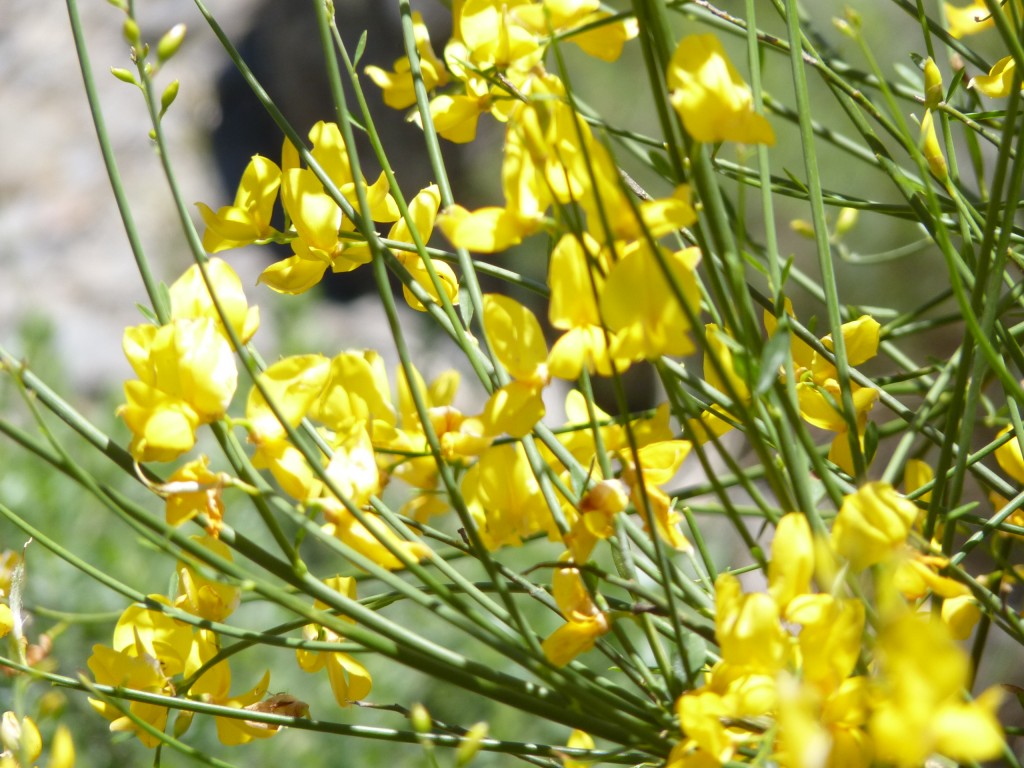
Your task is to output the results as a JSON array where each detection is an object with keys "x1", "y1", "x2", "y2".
[{"x1": 211, "y1": 1, "x2": 464, "y2": 301}]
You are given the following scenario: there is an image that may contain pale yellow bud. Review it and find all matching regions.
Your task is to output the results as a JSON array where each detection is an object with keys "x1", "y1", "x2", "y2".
[
  {"x1": 920, "y1": 110, "x2": 948, "y2": 182},
  {"x1": 455, "y1": 722, "x2": 489, "y2": 766},
  {"x1": 924, "y1": 57, "x2": 944, "y2": 107},
  {"x1": 156, "y1": 24, "x2": 186, "y2": 62}
]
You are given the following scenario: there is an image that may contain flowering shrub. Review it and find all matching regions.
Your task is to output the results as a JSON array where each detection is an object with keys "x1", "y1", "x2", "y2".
[{"x1": 2, "y1": 0, "x2": 1024, "y2": 766}]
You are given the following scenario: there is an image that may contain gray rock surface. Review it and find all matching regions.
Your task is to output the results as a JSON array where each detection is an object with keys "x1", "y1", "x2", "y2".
[{"x1": 0, "y1": 0, "x2": 261, "y2": 395}]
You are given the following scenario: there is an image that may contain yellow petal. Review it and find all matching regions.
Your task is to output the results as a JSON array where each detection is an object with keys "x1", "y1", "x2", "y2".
[
  {"x1": 482, "y1": 294, "x2": 548, "y2": 381},
  {"x1": 668, "y1": 33, "x2": 775, "y2": 145}
]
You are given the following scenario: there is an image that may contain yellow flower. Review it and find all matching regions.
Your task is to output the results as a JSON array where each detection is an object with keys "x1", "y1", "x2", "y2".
[
  {"x1": 296, "y1": 577, "x2": 373, "y2": 707},
  {"x1": 541, "y1": 555, "x2": 610, "y2": 666},
  {"x1": 831, "y1": 482, "x2": 919, "y2": 571},
  {"x1": 196, "y1": 155, "x2": 280, "y2": 252},
  {"x1": 546, "y1": 234, "x2": 627, "y2": 379},
  {"x1": 320, "y1": 497, "x2": 431, "y2": 571},
  {"x1": 168, "y1": 258, "x2": 260, "y2": 346},
  {"x1": 387, "y1": 185, "x2": 460, "y2": 312},
  {"x1": 869, "y1": 612, "x2": 1004, "y2": 765},
  {"x1": 971, "y1": 54, "x2": 1021, "y2": 98},
  {"x1": 562, "y1": 729, "x2": 596, "y2": 768},
  {"x1": 162, "y1": 455, "x2": 227, "y2": 533},
  {"x1": 87, "y1": 644, "x2": 172, "y2": 748},
  {"x1": 118, "y1": 318, "x2": 237, "y2": 462},
  {"x1": 714, "y1": 572, "x2": 788, "y2": 674},
  {"x1": 262, "y1": 122, "x2": 399, "y2": 294},
  {"x1": 920, "y1": 109, "x2": 948, "y2": 181},
  {"x1": 667, "y1": 33, "x2": 775, "y2": 145},
  {"x1": 766, "y1": 305, "x2": 881, "y2": 473},
  {"x1": 437, "y1": 72, "x2": 581, "y2": 252},
  {"x1": 620, "y1": 440, "x2": 693, "y2": 551},
  {"x1": 0, "y1": 606, "x2": 12, "y2": 640},
  {"x1": 767, "y1": 513, "x2": 814, "y2": 613},
  {"x1": 688, "y1": 323, "x2": 750, "y2": 443},
  {"x1": 601, "y1": 244, "x2": 702, "y2": 361},
  {"x1": 480, "y1": 294, "x2": 549, "y2": 437},
  {"x1": 462, "y1": 442, "x2": 558, "y2": 549},
  {"x1": 312, "y1": 350, "x2": 395, "y2": 434},
  {"x1": 364, "y1": 12, "x2": 449, "y2": 109},
  {"x1": 455, "y1": 0, "x2": 543, "y2": 73},
  {"x1": 1, "y1": 712, "x2": 42, "y2": 766},
  {"x1": 187, "y1": 632, "x2": 278, "y2": 745},
  {"x1": 174, "y1": 536, "x2": 240, "y2": 623},
  {"x1": 944, "y1": 0, "x2": 997, "y2": 36},
  {"x1": 111, "y1": 596, "x2": 194, "y2": 678},
  {"x1": 246, "y1": 354, "x2": 332, "y2": 446},
  {"x1": 424, "y1": 75, "x2": 494, "y2": 144}
]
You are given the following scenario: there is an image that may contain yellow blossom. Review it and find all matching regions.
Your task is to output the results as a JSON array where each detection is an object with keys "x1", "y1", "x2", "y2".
[
  {"x1": 547, "y1": 234, "x2": 630, "y2": 379},
  {"x1": 541, "y1": 555, "x2": 611, "y2": 666},
  {"x1": 87, "y1": 643, "x2": 172, "y2": 748},
  {"x1": 424, "y1": 75, "x2": 494, "y2": 144},
  {"x1": 168, "y1": 258, "x2": 260, "y2": 346},
  {"x1": 312, "y1": 350, "x2": 395, "y2": 433},
  {"x1": 320, "y1": 497, "x2": 431, "y2": 571},
  {"x1": 111, "y1": 596, "x2": 194, "y2": 678},
  {"x1": 831, "y1": 482, "x2": 918, "y2": 571},
  {"x1": 162, "y1": 455, "x2": 227, "y2": 533},
  {"x1": 387, "y1": 185, "x2": 460, "y2": 312},
  {"x1": 971, "y1": 54, "x2": 1021, "y2": 98},
  {"x1": 196, "y1": 155, "x2": 280, "y2": 252},
  {"x1": 944, "y1": 0, "x2": 1000, "y2": 36},
  {"x1": 600, "y1": 244, "x2": 702, "y2": 361},
  {"x1": 667, "y1": 33, "x2": 775, "y2": 145},
  {"x1": 187, "y1": 631, "x2": 278, "y2": 745},
  {"x1": 869, "y1": 611, "x2": 1004, "y2": 765},
  {"x1": 1, "y1": 713, "x2": 42, "y2": 766},
  {"x1": 118, "y1": 318, "x2": 237, "y2": 462},
  {"x1": 261, "y1": 122, "x2": 399, "y2": 294},
  {"x1": 562, "y1": 729, "x2": 596, "y2": 768},
  {"x1": 920, "y1": 109, "x2": 948, "y2": 181},
  {"x1": 462, "y1": 442, "x2": 558, "y2": 549},
  {"x1": 174, "y1": 536, "x2": 240, "y2": 623},
  {"x1": 767, "y1": 512, "x2": 814, "y2": 613},
  {"x1": 246, "y1": 354, "x2": 331, "y2": 446},
  {"x1": 296, "y1": 576, "x2": 373, "y2": 707},
  {"x1": 480, "y1": 294, "x2": 549, "y2": 437},
  {"x1": 455, "y1": 0, "x2": 542, "y2": 73},
  {"x1": 620, "y1": 440, "x2": 693, "y2": 551},
  {"x1": 364, "y1": 12, "x2": 449, "y2": 109}
]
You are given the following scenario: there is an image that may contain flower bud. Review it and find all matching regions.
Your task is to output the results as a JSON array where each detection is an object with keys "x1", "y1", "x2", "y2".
[
  {"x1": 790, "y1": 219, "x2": 815, "y2": 239},
  {"x1": 110, "y1": 67, "x2": 137, "y2": 85},
  {"x1": 835, "y1": 207, "x2": 858, "y2": 237},
  {"x1": 920, "y1": 110, "x2": 948, "y2": 182},
  {"x1": 160, "y1": 80, "x2": 180, "y2": 117},
  {"x1": 924, "y1": 57, "x2": 944, "y2": 107},
  {"x1": 122, "y1": 18, "x2": 141, "y2": 46},
  {"x1": 410, "y1": 703, "x2": 432, "y2": 734},
  {"x1": 456, "y1": 722, "x2": 488, "y2": 766},
  {"x1": 157, "y1": 24, "x2": 186, "y2": 62},
  {"x1": 173, "y1": 709, "x2": 195, "y2": 738}
]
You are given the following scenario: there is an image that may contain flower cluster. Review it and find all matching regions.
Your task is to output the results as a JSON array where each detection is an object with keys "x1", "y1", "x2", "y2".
[
  {"x1": 86, "y1": 546, "x2": 324, "y2": 748},
  {"x1": 671, "y1": 498, "x2": 1002, "y2": 768}
]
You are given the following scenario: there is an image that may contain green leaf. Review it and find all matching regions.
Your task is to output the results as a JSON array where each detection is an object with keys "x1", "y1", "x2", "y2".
[
  {"x1": 755, "y1": 324, "x2": 791, "y2": 397},
  {"x1": 353, "y1": 30, "x2": 367, "y2": 67}
]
